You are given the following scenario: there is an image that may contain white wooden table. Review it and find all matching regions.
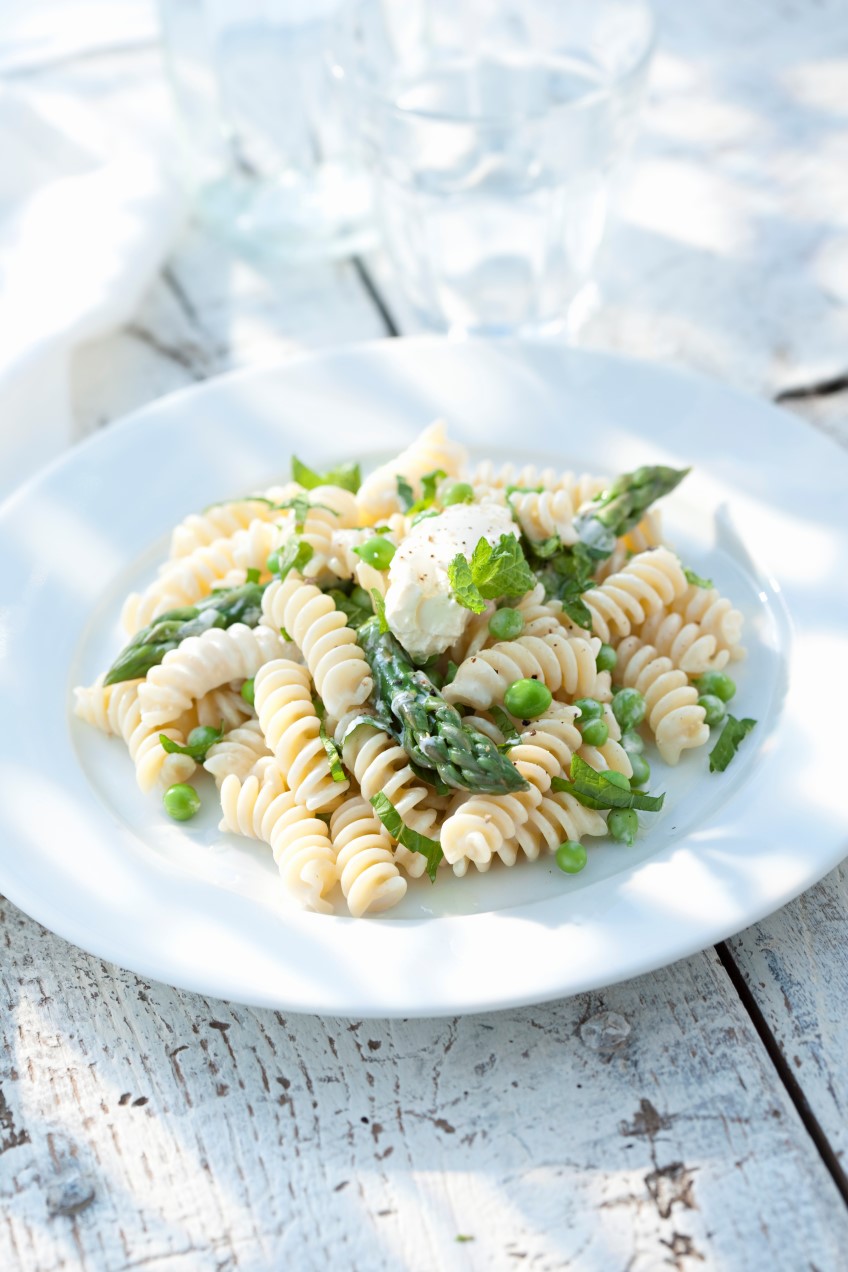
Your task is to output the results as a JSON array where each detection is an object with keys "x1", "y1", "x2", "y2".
[{"x1": 3, "y1": 5, "x2": 848, "y2": 1267}]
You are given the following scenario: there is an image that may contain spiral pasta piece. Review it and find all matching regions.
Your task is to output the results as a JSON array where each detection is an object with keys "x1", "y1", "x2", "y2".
[
  {"x1": 508, "y1": 706, "x2": 583, "y2": 792},
  {"x1": 637, "y1": 609, "x2": 729, "y2": 676},
  {"x1": 254, "y1": 658, "x2": 348, "y2": 811},
  {"x1": 357, "y1": 419, "x2": 467, "y2": 522},
  {"x1": 204, "y1": 719, "x2": 270, "y2": 786},
  {"x1": 614, "y1": 636, "x2": 709, "y2": 765},
  {"x1": 298, "y1": 486, "x2": 360, "y2": 582},
  {"x1": 669, "y1": 584, "x2": 745, "y2": 662},
  {"x1": 122, "y1": 518, "x2": 287, "y2": 635},
  {"x1": 444, "y1": 630, "x2": 608, "y2": 710},
  {"x1": 440, "y1": 788, "x2": 542, "y2": 870},
  {"x1": 219, "y1": 761, "x2": 337, "y2": 913},
  {"x1": 261, "y1": 577, "x2": 372, "y2": 718},
  {"x1": 515, "y1": 790, "x2": 607, "y2": 861},
  {"x1": 508, "y1": 489, "x2": 584, "y2": 546},
  {"x1": 169, "y1": 486, "x2": 301, "y2": 558},
  {"x1": 583, "y1": 547, "x2": 687, "y2": 644},
  {"x1": 74, "y1": 676, "x2": 195, "y2": 792},
  {"x1": 469, "y1": 462, "x2": 608, "y2": 509},
  {"x1": 138, "y1": 624, "x2": 288, "y2": 729},
  {"x1": 330, "y1": 795, "x2": 407, "y2": 917},
  {"x1": 195, "y1": 684, "x2": 255, "y2": 731},
  {"x1": 337, "y1": 718, "x2": 437, "y2": 879}
]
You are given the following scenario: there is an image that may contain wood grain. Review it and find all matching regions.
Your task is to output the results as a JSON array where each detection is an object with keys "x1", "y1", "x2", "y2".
[{"x1": 2, "y1": 897, "x2": 847, "y2": 1271}]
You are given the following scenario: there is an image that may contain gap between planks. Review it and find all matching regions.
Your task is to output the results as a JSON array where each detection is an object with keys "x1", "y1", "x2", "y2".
[{"x1": 349, "y1": 257, "x2": 848, "y2": 1219}]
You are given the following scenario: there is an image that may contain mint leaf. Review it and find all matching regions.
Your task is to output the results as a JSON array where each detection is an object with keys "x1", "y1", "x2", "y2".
[
  {"x1": 328, "y1": 588, "x2": 373, "y2": 630},
  {"x1": 370, "y1": 793, "x2": 443, "y2": 881},
  {"x1": 709, "y1": 715, "x2": 756, "y2": 772},
  {"x1": 319, "y1": 722, "x2": 347, "y2": 782},
  {"x1": 160, "y1": 722, "x2": 224, "y2": 762},
  {"x1": 396, "y1": 474, "x2": 415, "y2": 512},
  {"x1": 292, "y1": 456, "x2": 361, "y2": 493},
  {"x1": 275, "y1": 494, "x2": 338, "y2": 533},
  {"x1": 684, "y1": 567, "x2": 713, "y2": 589},
  {"x1": 419, "y1": 468, "x2": 446, "y2": 506},
  {"x1": 552, "y1": 755, "x2": 665, "y2": 812},
  {"x1": 447, "y1": 553, "x2": 487, "y2": 613},
  {"x1": 268, "y1": 537, "x2": 314, "y2": 580},
  {"x1": 490, "y1": 705, "x2": 520, "y2": 752},
  {"x1": 449, "y1": 534, "x2": 536, "y2": 612},
  {"x1": 370, "y1": 589, "x2": 389, "y2": 633}
]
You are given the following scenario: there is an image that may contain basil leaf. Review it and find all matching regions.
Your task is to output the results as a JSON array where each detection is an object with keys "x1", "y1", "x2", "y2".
[
  {"x1": 319, "y1": 723, "x2": 347, "y2": 782},
  {"x1": 709, "y1": 715, "x2": 756, "y2": 773},
  {"x1": 490, "y1": 705, "x2": 520, "y2": 751},
  {"x1": 370, "y1": 589, "x2": 389, "y2": 633},
  {"x1": 396, "y1": 474, "x2": 415, "y2": 512},
  {"x1": 684, "y1": 567, "x2": 713, "y2": 589},
  {"x1": 552, "y1": 756, "x2": 665, "y2": 812},
  {"x1": 268, "y1": 537, "x2": 314, "y2": 580},
  {"x1": 159, "y1": 722, "x2": 224, "y2": 762},
  {"x1": 292, "y1": 456, "x2": 361, "y2": 493},
  {"x1": 370, "y1": 793, "x2": 443, "y2": 882}
]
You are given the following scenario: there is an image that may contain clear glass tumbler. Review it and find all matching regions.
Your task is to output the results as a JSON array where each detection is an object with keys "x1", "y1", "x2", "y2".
[
  {"x1": 332, "y1": 0, "x2": 655, "y2": 334},
  {"x1": 159, "y1": 0, "x2": 376, "y2": 262}
]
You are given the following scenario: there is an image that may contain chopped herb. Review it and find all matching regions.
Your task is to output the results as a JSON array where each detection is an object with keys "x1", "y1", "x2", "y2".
[
  {"x1": 279, "y1": 625, "x2": 292, "y2": 642},
  {"x1": 491, "y1": 705, "x2": 520, "y2": 751},
  {"x1": 396, "y1": 474, "x2": 415, "y2": 512},
  {"x1": 292, "y1": 456, "x2": 361, "y2": 493},
  {"x1": 455, "y1": 1235, "x2": 475, "y2": 1244},
  {"x1": 319, "y1": 723, "x2": 347, "y2": 782},
  {"x1": 245, "y1": 567, "x2": 261, "y2": 585},
  {"x1": 370, "y1": 589, "x2": 389, "y2": 633},
  {"x1": 328, "y1": 587, "x2": 373, "y2": 630},
  {"x1": 370, "y1": 793, "x2": 443, "y2": 881},
  {"x1": 268, "y1": 537, "x2": 314, "y2": 580},
  {"x1": 159, "y1": 723, "x2": 224, "y2": 762},
  {"x1": 409, "y1": 507, "x2": 441, "y2": 528},
  {"x1": 445, "y1": 660, "x2": 459, "y2": 686},
  {"x1": 709, "y1": 715, "x2": 756, "y2": 772},
  {"x1": 419, "y1": 468, "x2": 447, "y2": 505},
  {"x1": 311, "y1": 693, "x2": 326, "y2": 722},
  {"x1": 552, "y1": 755, "x2": 665, "y2": 812},
  {"x1": 684, "y1": 567, "x2": 713, "y2": 589},
  {"x1": 505, "y1": 484, "x2": 544, "y2": 496},
  {"x1": 449, "y1": 534, "x2": 536, "y2": 612},
  {"x1": 275, "y1": 494, "x2": 338, "y2": 533}
]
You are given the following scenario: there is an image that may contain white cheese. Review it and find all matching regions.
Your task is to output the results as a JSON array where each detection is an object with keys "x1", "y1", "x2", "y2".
[{"x1": 384, "y1": 503, "x2": 517, "y2": 660}]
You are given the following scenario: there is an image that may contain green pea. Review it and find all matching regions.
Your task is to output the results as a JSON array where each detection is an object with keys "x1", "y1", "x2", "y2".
[
  {"x1": 574, "y1": 697, "x2": 603, "y2": 723},
  {"x1": 604, "y1": 770, "x2": 631, "y2": 790},
  {"x1": 350, "y1": 585, "x2": 373, "y2": 610},
  {"x1": 698, "y1": 693, "x2": 727, "y2": 727},
  {"x1": 620, "y1": 729, "x2": 644, "y2": 755},
  {"x1": 628, "y1": 752, "x2": 651, "y2": 786},
  {"x1": 695, "y1": 671, "x2": 736, "y2": 703},
  {"x1": 163, "y1": 783, "x2": 201, "y2": 822},
  {"x1": 354, "y1": 536, "x2": 396, "y2": 570},
  {"x1": 596, "y1": 643, "x2": 617, "y2": 673},
  {"x1": 488, "y1": 607, "x2": 525, "y2": 641},
  {"x1": 580, "y1": 719, "x2": 609, "y2": 748},
  {"x1": 608, "y1": 808, "x2": 639, "y2": 846},
  {"x1": 503, "y1": 677, "x2": 553, "y2": 719},
  {"x1": 241, "y1": 678, "x2": 255, "y2": 706},
  {"x1": 186, "y1": 726, "x2": 222, "y2": 754},
  {"x1": 555, "y1": 840, "x2": 587, "y2": 874},
  {"x1": 442, "y1": 480, "x2": 474, "y2": 506},
  {"x1": 612, "y1": 687, "x2": 646, "y2": 732}
]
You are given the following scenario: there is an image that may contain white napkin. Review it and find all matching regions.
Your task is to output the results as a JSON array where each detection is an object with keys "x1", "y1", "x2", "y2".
[{"x1": 0, "y1": 82, "x2": 184, "y2": 500}]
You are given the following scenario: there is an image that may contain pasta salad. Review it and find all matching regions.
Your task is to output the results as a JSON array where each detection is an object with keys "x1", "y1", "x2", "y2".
[{"x1": 74, "y1": 421, "x2": 754, "y2": 918}]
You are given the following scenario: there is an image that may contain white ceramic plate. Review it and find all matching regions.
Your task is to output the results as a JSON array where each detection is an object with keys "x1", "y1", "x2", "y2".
[{"x1": 1, "y1": 339, "x2": 846, "y2": 1017}]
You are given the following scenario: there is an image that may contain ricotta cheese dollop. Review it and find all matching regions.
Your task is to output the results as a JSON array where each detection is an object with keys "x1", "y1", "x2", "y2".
[{"x1": 384, "y1": 502, "x2": 517, "y2": 661}]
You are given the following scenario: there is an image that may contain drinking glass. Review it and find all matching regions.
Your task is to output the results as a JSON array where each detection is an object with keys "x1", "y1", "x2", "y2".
[
  {"x1": 332, "y1": 0, "x2": 655, "y2": 334},
  {"x1": 159, "y1": 0, "x2": 376, "y2": 262}
]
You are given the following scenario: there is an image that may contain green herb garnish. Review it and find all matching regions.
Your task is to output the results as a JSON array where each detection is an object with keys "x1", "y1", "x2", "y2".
[
  {"x1": 292, "y1": 456, "x2": 361, "y2": 494},
  {"x1": 448, "y1": 534, "x2": 536, "y2": 613},
  {"x1": 327, "y1": 587, "x2": 373, "y2": 630},
  {"x1": 370, "y1": 589, "x2": 389, "y2": 633},
  {"x1": 370, "y1": 793, "x2": 443, "y2": 881},
  {"x1": 396, "y1": 474, "x2": 415, "y2": 512},
  {"x1": 490, "y1": 705, "x2": 521, "y2": 752},
  {"x1": 684, "y1": 567, "x2": 713, "y2": 589},
  {"x1": 319, "y1": 723, "x2": 347, "y2": 782},
  {"x1": 268, "y1": 537, "x2": 314, "y2": 580},
  {"x1": 552, "y1": 756, "x2": 665, "y2": 812},
  {"x1": 709, "y1": 715, "x2": 756, "y2": 772},
  {"x1": 159, "y1": 723, "x2": 225, "y2": 762}
]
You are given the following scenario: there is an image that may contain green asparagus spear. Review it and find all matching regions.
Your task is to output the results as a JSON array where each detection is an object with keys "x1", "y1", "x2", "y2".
[
  {"x1": 104, "y1": 580, "x2": 266, "y2": 685},
  {"x1": 359, "y1": 618, "x2": 529, "y2": 795},
  {"x1": 573, "y1": 465, "x2": 690, "y2": 558}
]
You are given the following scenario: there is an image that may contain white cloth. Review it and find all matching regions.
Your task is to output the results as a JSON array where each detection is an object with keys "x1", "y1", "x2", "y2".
[{"x1": 0, "y1": 77, "x2": 184, "y2": 499}]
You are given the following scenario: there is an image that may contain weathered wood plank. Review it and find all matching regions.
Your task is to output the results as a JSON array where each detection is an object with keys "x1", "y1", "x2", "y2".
[{"x1": 1, "y1": 897, "x2": 846, "y2": 1271}]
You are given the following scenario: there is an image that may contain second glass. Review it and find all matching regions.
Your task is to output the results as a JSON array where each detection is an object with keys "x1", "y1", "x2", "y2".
[{"x1": 333, "y1": 1, "x2": 655, "y2": 336}]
